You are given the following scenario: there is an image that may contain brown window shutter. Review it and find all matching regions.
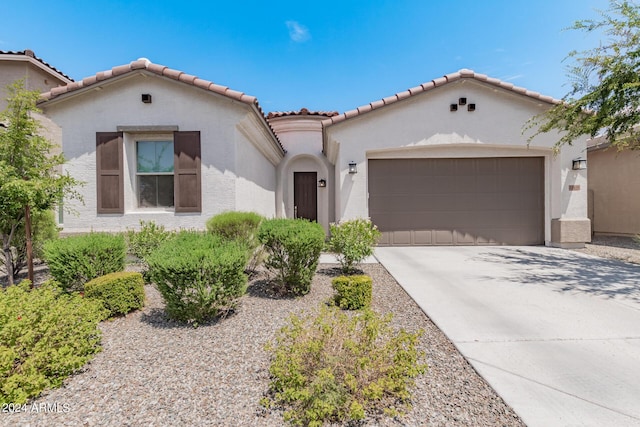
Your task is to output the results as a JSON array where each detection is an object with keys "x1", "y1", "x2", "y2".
[
  {"x1": 174, "y1": 131, "x2": 201, "y2": 213},
  {"x1": 96, "y1": 132, "x2": 124, "y2": 214}
]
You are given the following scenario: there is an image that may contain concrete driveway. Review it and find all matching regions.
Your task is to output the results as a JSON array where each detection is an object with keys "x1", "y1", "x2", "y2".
[{"x1": 375, "y1": 246, "x2": 640, "y2": 427}]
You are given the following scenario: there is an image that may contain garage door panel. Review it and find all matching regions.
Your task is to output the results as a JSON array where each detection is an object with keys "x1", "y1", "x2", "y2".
[
  {"x1": 498, "y1": 158, "x2": 521, "y2": 175},
  {"x1": 413, "y1": 230, "x2": 432, "y2": 245},
  {"x1": 369, "y1": 157, "x2": 544, "y2": 246},
  {"x1": 454, "y1": 230, "x2": 476, "y2": 244},
  {"x1": 475, "y1": 175, "x2": 498, "y2": 193}
]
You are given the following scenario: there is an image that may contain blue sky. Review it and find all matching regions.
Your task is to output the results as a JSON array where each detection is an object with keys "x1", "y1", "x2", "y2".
[{"x1": 2, "y1": 0, "x2": 610, "y2": 113}]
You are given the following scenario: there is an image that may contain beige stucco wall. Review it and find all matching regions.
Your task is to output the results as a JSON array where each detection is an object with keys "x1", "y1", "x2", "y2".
[
  {"x1": 234, "y1": 124, "x2": 278, "y2": 217},
  {"x1": 0, "y1": 59, "x2": 70, "y2": 110},
  {"x1": 40, "y1": 72, "x2": 280, "y2": 232},
  {"x1": 271, "y1": 115, "x2": 335, "y2": 233},
  {"x1": 588, "y1": 148, "x2": 640, "y2": 235},
  {"x1": 325, "y1": 79, "x2": 590, "y2": 246}
]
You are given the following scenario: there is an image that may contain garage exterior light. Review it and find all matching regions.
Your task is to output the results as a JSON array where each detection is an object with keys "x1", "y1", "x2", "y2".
[
  {"x1": 572, "y1": 158, "x2": 587, "y2": 170},
  {"x1": 348, "y1": 161, "x2": 358, "y2": 174}
]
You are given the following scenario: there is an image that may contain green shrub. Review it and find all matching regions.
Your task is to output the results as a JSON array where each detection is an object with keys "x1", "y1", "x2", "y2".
[
  {"x1": 43, "y1": 233, "x2": 126, "y2": 292},
  {"x1": 84, "y1": 271, "x2": 145, "y2": 318},
  {"x1": 0, "y1": 209, "x2": 59, "y2": 280},
  {"x1": 264, "y1": 306, "x2": 426, "y2": 426},
  {"x1": 327, "y1": 218, "x2": 381, "y2": 274},
  {"x1": 146, "y1": 231, "x2": 248, "y2": 324},
  {"x1": 257, "y1": 219, "x2": 325, "y2": 296},
  {"x1": 206, "y1": 211, "x2": 264, "y2": 242},
  {"x1": 0, "y1": 280, "x2": 107, "y2": 405},
  {"x1": 206, "y1": 211, "x2": 265, "y2": 273},
  {"x1": 332, "y1": 275, "x2": 372, "y2": 310},
  {"x1": 125, "y1": 220, "x2": 173, "y2": 265}
]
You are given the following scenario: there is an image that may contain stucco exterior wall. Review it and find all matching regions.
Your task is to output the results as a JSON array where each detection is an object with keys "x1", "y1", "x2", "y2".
[
  {"x1": 588, "y1": 148, "x2": 640, "y2": 235},
  {"x1": 0, "y1": 60, "x2": 69, "y2": 110},
  {"x1": 41, "y1": 73, "x2": 278, "y2": 232},
  {"x1": 325, "y1": 80, "x2": 589, "y2": 246},
  {"x1": 234, "y1": 124, "x2": 278, "y2": 217}
]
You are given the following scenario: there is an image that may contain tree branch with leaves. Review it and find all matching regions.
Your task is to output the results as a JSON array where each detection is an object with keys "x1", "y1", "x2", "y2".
[
  {"x1": 0, "y1": 80, "x2": 81, "y2": 286},
  {"x1": 528, "y1": 1, "x2": 640, "y2": 150}
]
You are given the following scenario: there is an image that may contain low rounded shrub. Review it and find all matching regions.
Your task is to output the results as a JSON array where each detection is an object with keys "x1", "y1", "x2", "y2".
[
  {"x1": 146, "y1": 231, "x2": 249, "y2": 324},
  {"x1": 0, "y1": 280, "x2": 107, "y2": 405},
  {"x1": 264, "y1": 306, "x2": 426, "y2": 426},
  {"x1": 327, "y1": 218, "x2": 381, "y2": 274},
  {"x1": 257, "y1": 219, "x2": 325, "y2": 296},
  {"x1": 206, "y1": 211, "x2": 264, "y2": 242},
  {"x1": 43, "y1": 232, "x2": 126, "y2": 292},
  {"x1": 125, "y1": 220, "x2": 173, "y2": 264},
  {"x1": 207, "y1": 211, "x2": 265, "y2": 273},
  {"x1": 84, "y1": 271, "x2": 145, "y2": 318},
  {"x1": 331, "y1": 275, "x2": 372, "y2": 310}
]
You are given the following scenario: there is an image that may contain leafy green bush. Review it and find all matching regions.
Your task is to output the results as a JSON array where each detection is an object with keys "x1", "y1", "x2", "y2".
[
  {"x1": 0, "y1": 209, "x2": 59, "y2": 280},
  {"x1": 125, "y1": 220, "x2": 173, "y2": 265},
  {"x1": 43, "y1": 233, "x2": 126, "y2": 292},
  {"x1": 146, "y1": 231, "x2": 248, "y2": 324},
  {"x1": 327, "y1": 218, "x2": 381, "y2": 274},
  {"x1": 264, "y1": 306, "x2": 426, "y2": 426},
  {"x1": 84, "y1": 271, "x2": 145, "y2": 318},
  {"x1": 332, "y1": 275, "x2": 372, "y2": 310},
  {"x1": 0, "y1": 280, "x2": 107, "y2": 405},
  {"x1": 206, "y1": 211, "x2": 264, "y2": 273},
  {"x1": 206, "y1": 211, "x2": 264, "y2": 241},
  {"x1": 257, "y1": 219, "x2": 325, "y2": 296}
]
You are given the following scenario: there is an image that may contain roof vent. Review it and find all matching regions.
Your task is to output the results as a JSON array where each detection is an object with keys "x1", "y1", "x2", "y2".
[{"x1": 141, "y1": 94, "x2": 152, "y2": 104}]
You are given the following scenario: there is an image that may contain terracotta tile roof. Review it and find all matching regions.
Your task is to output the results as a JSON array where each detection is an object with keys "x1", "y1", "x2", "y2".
[
  {"x1": 39, "y1": 58, "x2": 284, "y2": 153},
  {"x1": 267, "y1": 108, "x2": 339, "y2": 119},
  {"x1": 322, "y1": 69, "x2": 561, "y2": 126},
  {"x1": 0, "y1": 49, "x2": 73, "y2": 82}
]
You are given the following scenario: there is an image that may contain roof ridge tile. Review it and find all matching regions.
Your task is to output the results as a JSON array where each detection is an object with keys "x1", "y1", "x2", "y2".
[
  {"x1": 38, "y1": 58, "x2": 285, "y2": 154},
  {"x1": 323, "y1": 68, "x2": 562, "y2": 126}
]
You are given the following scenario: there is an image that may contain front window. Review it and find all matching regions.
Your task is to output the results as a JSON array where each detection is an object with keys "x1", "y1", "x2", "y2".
[{"x1": 136, "y1": 140, "x2": 174, "y2": 208}]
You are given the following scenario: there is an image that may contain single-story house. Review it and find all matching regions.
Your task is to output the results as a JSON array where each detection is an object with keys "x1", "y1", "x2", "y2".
[
  {"x1": 38, "y1": 58, "x2": 591, "y2": 247},
  {"x1": 587, "y1": 139, "x2": 640, "y2": 236}
]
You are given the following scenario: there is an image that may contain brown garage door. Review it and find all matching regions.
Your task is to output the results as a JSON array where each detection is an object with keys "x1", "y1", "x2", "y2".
[{"x1": 369, "y1": 157, "x2": 544, "y2": 246}]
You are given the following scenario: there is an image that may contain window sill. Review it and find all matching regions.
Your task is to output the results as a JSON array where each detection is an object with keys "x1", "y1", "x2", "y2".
[{"x1": 128, "y1": 208, "x2": 175, "y2": 214}]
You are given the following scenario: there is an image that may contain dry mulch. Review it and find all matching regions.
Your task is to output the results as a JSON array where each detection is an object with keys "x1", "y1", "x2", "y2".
[
  {"x1": 1, "y1": 263, "x2": 524, "y2": 426},
  {"x1": 4, "y1": 236, "x2": 638, "y2": 426}
]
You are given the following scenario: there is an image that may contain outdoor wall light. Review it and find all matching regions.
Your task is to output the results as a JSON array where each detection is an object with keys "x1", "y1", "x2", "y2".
[
  {"x1": 572, "y1": 158, "x2": 587, "y2": 170},
  {"x1": 348, "y1": 161, "x2": 358, "y2": 174},
  {"x1": 318, "y1": 179, "x2": 327, "y2": 187},
  {"x1": 141, "y1": 94, "x2": 152, "y2": 103}
]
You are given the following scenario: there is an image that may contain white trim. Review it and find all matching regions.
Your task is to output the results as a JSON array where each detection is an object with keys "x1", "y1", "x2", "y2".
[{"x1": 237, "y1": 112, "x2": 284, "y2": 165}]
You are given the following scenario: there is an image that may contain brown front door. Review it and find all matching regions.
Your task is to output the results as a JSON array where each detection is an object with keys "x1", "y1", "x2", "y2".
[{"x1": 294, "y1": 172, "x2": 317, "y2": 221}]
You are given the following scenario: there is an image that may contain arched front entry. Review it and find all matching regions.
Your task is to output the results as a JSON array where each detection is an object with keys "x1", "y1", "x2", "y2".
[{"x1": 279, "y1": 154, "x2": 332, "y2": 233}]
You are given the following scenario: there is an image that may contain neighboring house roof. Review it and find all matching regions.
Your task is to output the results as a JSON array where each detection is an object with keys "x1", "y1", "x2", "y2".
[
  {"x1": 267, "y1": 108, "x2": 339, "y2": 119},
  {"x1": 39, "y1": 57, "x2": 285, "y2": 154},
  {"x1": 322, "y1": 68, "x2": 561, "y2": 127},
  {"x1": 0, "y1": 49, "x2": 73, "y2": 83}
]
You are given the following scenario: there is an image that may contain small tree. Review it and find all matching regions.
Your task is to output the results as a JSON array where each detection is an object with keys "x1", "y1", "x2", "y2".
[
  {"x1": 0, "y1": 80, "x2": 80, "y2": 286},
  {"x1": 528, "y1": 1, "x2": 640, "y2": 150}
]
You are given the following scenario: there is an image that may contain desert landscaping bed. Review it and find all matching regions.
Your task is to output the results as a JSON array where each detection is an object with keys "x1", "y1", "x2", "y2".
[{"x1": 2, "y1": 263, "x2": 523, "y2": 427}]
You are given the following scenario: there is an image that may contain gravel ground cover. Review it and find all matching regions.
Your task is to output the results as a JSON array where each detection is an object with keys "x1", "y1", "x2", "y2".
[
  {"x1": 2, "y1": 263, "x2": 524, "y2": 427},
  {"x1": 572, "y1": 235, "x2": 640, "y2": 264},
  {"x1": 3, "y1": 236, "x2": 637, "y2": 426}
]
